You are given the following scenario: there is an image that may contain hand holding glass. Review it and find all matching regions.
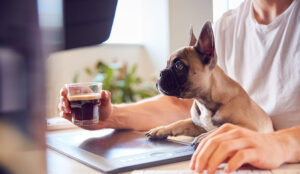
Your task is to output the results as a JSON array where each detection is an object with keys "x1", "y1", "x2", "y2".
[{"x1": 65, "y1": 82, "x2": 102, "y2": 126}]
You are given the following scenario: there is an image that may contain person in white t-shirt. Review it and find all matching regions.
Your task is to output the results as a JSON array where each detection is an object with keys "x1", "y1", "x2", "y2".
[{"x1": 58, "y1": 0, "x2": 300, "y2": 173}]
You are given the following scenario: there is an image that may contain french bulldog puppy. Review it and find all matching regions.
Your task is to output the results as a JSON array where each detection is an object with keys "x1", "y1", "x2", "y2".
[{"x1": 146, "y1": 21, "x2": 273, "y2": 145}]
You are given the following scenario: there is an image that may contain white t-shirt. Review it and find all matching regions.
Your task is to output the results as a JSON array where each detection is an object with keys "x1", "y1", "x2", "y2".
[{"x1": 214, "y1": 0, "x2": 300, "y2": 130}]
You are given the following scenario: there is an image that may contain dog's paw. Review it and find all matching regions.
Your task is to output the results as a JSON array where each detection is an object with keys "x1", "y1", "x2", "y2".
[
  {"x1": 145, "y1": 126, "x2": 171, "y2": 139},
  {"x1": 191, "y1": 134, "x2": 205, "y2": 148},
  {"x1": 191, "y1": 129, "x2": 217, "y2": 147},
  {"x1": 191, "y1": 132, "x2": 210, "y2": 147}
]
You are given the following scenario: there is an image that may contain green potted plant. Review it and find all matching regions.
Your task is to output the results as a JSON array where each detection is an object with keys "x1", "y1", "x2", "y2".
[{"x1": 73, "y1": 60, "x2": 158, "y2": 103}]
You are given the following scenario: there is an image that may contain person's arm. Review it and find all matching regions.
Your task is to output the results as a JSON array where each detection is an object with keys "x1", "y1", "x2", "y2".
[
  {"x1": 59, "y1": 88, "x2": 193, "y2": 131},
  {"x1": 189, "y1": 123, "x2": 300, "y2": 174},
  {"x1": 111, "y1": 95, "x2": 193, "y2": 131}
]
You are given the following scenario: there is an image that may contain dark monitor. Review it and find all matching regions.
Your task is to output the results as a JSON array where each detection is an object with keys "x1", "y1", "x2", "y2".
[
  {"x1": 63, "y1": 0, "x2": 118, "y2": 49},
  {"x1": 39, "y1": 0, "x2": 118, "y2": 53}
]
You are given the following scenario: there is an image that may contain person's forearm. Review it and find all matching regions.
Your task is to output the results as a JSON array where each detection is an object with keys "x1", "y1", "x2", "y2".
[
  {"x1": 110, "y1": 95, "x2": 193, "y2": 131},
  {"x1": 274, "y1": 126, "x2": 300, "y2": 163}
]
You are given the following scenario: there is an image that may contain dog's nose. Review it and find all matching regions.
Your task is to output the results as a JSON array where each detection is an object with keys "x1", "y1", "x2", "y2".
[
  {"x1": 159, "y1": 71, "x2": 163, "y2": 77},
  {"x1": 160, "y1": 70, "x2": 168, "y2": 77}
]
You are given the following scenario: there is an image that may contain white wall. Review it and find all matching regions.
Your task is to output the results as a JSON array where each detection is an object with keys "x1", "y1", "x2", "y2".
[
  {"x1": 169, "y1": 0, "x2": 213, "y2": 52},
  {"x1": 141, "y1": 0, "x2": 170, "y2": 72},
  {"x1": 140, "y1": 0, "x2": 213, "y2": 71}
]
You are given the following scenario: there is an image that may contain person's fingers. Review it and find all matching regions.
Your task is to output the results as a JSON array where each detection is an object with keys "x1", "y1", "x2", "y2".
[
  {"x1": 100, "y1": 90, "x2": 111, "y2": 106},
  {"x1": 60, "y1": 87, "x2": 68, "y2": 97},
  {"x1": 192, "y1": 124, "x2": 237, "y2": 162},
  {"x1": 59, "y1": 96, "x2": 71, "y2": 113},
  {"x1": 190, "y1": 124, "x2": 237, "y2": 170},
  {"x1": 58, "y1": 97, "x2": 64, "y2": 111},
  {"x1": 225, "y1": 148, "x2": 257, "y2": 173},
  {"x1": 58, "y1": 87, "x2": 72, "y2": 122},
  {"x1": 191, "y1": 127, "x2": 245, "y2": 173},
  {"x1": 59, "y1": 111, "x2": 72, "y2": 122},
  {"x1": 99, "y1": 90, "x2": 112, "y2": 121},
  {"x1": 206, "y1": 138, "x2": 254, "y2": 174},
  {"x1": 64, "y1": 96, "x2": 71, "y2": 113},
  {"x1": 59, "y1": 87, "x2": 71, "y2": 113}
]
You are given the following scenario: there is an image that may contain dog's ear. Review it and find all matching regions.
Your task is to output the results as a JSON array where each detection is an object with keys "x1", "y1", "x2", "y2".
[
  {"x1": 189, "y1": 25, "x2": 197, "y2": 46},
  {"x1": 195, "y1": 21, "x2": 216, "y2": 69}
]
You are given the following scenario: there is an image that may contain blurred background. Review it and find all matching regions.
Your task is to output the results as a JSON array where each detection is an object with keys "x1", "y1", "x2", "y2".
[{"x1": 44, "y1": 0, "x2": 243, "y2": 119}]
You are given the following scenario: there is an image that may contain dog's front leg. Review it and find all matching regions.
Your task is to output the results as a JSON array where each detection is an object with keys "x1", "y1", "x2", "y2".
[{"x1": 146, "y1": 118, "x2": 206, "y2": 139}]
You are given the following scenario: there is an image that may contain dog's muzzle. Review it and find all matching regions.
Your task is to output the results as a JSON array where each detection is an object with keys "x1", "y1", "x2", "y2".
[{"x1": 156, "y1": 68, "x2": 181, "y2": 96}]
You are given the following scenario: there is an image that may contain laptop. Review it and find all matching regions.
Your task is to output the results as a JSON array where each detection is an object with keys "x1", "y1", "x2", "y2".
[{"x1": 46, "y1": 129, "x2": 195, "y2": 174}]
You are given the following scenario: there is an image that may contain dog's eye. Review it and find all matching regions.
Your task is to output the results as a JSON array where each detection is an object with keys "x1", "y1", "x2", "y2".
[{"x1": 175, "y1": 61, "x2": 184, "y2": 71}]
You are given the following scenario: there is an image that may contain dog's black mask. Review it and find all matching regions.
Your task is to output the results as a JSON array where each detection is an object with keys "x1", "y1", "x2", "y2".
[{"x1": 156, "y1": 58, "x2": 189, "y2": 97}]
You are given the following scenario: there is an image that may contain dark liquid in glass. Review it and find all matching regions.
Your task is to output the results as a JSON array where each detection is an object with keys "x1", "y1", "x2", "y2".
[{"x1": 68, "y1": 94, "x2": 101, "y2": 125}]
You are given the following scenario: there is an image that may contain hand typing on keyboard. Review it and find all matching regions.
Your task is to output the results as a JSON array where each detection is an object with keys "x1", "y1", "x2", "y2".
[{"x1": 189, "y1": 124, "x2": 300, "y2": 174}]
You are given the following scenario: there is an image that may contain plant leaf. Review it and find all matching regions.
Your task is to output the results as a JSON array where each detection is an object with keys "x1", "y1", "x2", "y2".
[
  {"x1": 85, "y1": 67, "x2": 93, "y2": 76},
  {"x1": 96, "y1": 61, "x2": 108, "y2": 73},
  {"x1": 103, "y1": 67, "x2": 114, "y2": 90},
  {"x1": 73, "y1": 70, "x2": 80, "y2": 83}
]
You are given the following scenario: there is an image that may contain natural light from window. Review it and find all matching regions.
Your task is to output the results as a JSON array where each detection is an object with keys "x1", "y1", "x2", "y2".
[
  {"x1": 213, "y1": 0, "x2": 244, "y2": 22},
  {"x1": 106, "y1": 0, "x2": 244, "y2": 44},
  {"x1": 105, "y1": 0, "x2": 143, "y2": 44}
]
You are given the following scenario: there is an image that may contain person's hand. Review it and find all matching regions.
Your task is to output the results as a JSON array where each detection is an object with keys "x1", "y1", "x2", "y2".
[
  {"x1": 190, "y1": 123, "x2": 287, "y2": 174},
  {"x1": 58, "y1": 87, "x2": 115, "y2": 130}
]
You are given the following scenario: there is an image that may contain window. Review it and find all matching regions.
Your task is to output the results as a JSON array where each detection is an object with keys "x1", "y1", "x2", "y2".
[
  {"x1": 105, "y1": 0, "x2": 143, "y2": 44},
  {"x1": 213, "y1": 0, "x2": 244, "y2": 22}
]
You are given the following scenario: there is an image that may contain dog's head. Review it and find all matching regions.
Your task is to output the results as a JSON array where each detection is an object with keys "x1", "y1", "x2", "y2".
[{"x1": 156, "y1": 21, "x2": 217, "y2": 98}]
